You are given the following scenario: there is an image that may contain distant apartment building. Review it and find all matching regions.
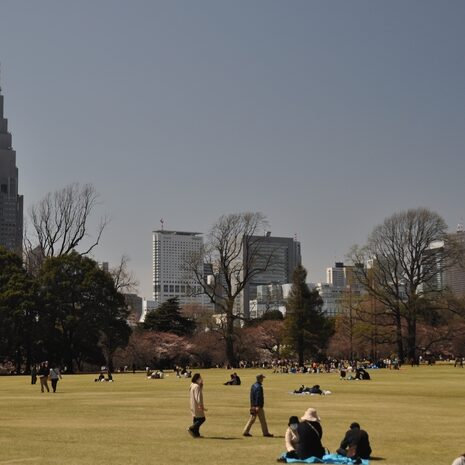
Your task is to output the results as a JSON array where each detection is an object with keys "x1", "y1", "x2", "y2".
[
  {"x1": 152, "y1": 230, "x2": 209, "y2": 307},
  {"x1": 242, "y1": 233, "x2": 301, "y2": 319},
  {"x1": 0, "y1": 84, "x2": 23, "y2": 253}
]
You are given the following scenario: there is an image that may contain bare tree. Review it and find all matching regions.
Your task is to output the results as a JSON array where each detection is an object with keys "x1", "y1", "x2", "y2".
[
  {"x1": 110, "y1": 254, "x2": 139, "y2": 293},
  {"x1": 186, "y1": 212, "x2": 274, "y2": 367},
  {"x1": 26, "y1": 183, "x2": 108, "y2": 262},
  {"x1": 349, "y1": 208, "x2": 462, "y2": 362}
]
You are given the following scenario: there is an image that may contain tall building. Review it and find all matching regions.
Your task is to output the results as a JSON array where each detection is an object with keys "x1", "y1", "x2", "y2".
[
  {"x1": 326, "y1": 262, "x2": 346, "y2": 287},
  {"x1": 0, "y1": 83, "x2": 23, "y2": 253},
  {"x1": 242, "y1": 234, "x2": 301, "y2": 319},
  {"x1": 152, "y1": 230, "x2": 208, "y2": 307},
  {"x1": 443, "y1": 228, "x2": 465, "y2": 296}
]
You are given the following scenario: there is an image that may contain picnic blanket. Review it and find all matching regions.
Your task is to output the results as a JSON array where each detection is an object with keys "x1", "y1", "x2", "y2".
[{"x1": 280, "y1": 453, "x2": 369, "y2": 465}]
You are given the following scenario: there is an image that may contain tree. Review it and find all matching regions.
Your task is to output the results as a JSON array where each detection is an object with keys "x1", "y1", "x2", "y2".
[
  {"x1": 284, "y1": 265, "x2": 333, "y2": 365},
  {"x1": 187, "y1": 212, "x2": 274, "y2": 367},
  {"x1": 114, "y1": 330, "x2": 191, "y2": 369},
  {"x1": 37, "y1": 252, "x2": 130, "y2": 371},
  {"x1": 143, "y1": 298, "x2": 196, "y2": 336},
  {"x1": 0, "y1": 247, "x2": 37, "y2": 373},
  {"x1": 110, "y1": 254, "x2": 139, "y2": 293},
  {"x1": 26, "y1": 183, "x2": 108, "y2": 264},
  {"x1": 349, "y1": 208, "x2": 462, "y2": 362}
]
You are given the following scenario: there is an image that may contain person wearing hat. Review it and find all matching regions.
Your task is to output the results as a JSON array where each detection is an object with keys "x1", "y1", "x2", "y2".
[
  {"x1": 337, "y1": 422, "x2": 372, "y2": 460},
  {"x1": 296, "y1": 408, "x2": 325, "y2": 459},
  {"x1": 452, "y1": 453, "x2": 465, "y2": 465},
  {"x1": 243, "y1": 374, "x2": 273, "y2": 437}
]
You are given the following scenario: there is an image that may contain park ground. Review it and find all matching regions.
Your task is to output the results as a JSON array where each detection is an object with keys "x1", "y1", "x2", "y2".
[{"x1": 0, "y1": 364, "x2": 464, "y2": 465}]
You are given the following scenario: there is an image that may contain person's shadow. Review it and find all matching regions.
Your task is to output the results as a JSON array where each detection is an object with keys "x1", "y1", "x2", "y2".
[
  {"x1": 202, "y1": 436, "x2": 241, "y2": 440},
  {"x1": 369, "y1": 457, "x2": 385, "y2": 461}
]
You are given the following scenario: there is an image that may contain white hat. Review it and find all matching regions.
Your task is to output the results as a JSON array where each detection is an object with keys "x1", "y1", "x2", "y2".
[{"x1": 301, "y1": 408, "x2": 321, "y2": 422}]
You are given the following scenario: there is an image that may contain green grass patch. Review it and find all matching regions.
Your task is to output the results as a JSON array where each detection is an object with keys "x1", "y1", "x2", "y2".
[{"x1": 0, "y1": 365, "x2": 464, "y2": 465}]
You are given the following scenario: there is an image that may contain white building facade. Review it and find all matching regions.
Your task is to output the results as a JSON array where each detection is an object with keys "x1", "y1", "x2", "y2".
[{"x1": 152, "y1": 230, "x2": 208, "y2": 308}]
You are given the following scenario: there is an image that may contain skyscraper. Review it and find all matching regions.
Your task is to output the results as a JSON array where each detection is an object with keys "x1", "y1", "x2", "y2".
[
  {"x1": 152, "y1": 230, "x2": 209, "y2": 307},
  {"x1": 0, "y1": 83, "x2": 23, "y2": 253},
  {"x1": 242, "y1": 234, "x2": 301, "y2": 318}
]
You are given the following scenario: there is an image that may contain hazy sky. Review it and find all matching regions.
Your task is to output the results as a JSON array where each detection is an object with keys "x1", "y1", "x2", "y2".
[{"x1": 1, "y1": 1, "x2": 464, "y2": 298}]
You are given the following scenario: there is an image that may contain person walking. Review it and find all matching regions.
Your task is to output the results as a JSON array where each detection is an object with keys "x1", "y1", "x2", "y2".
[
  {"x1": 188, "y1": 373, "x2": 207, "y2": 438},
  {"x1": 49, "y1": 365, "x2": 62, "y2": 393},
  {"x1": 243, "y1": 373, "x2": 273, "y2": 437},
  {"x1": 38, "y1": 361, "x2": 50, "y2": 393}
]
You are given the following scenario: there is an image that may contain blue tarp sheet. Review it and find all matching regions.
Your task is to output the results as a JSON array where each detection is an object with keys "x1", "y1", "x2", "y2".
[{"x1": 280, "y1": 453, "x2": 369, "y2": 465}]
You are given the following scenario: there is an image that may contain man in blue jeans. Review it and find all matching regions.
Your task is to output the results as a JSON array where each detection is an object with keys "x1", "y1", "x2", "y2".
[{"x1": 243, "y1": 374, "x2": 273, "y2": 437}]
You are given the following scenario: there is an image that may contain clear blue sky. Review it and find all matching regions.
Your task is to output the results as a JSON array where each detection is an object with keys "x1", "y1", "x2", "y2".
[{"x1": 1, "y1": 1, "x2": 464, "y2": 298}]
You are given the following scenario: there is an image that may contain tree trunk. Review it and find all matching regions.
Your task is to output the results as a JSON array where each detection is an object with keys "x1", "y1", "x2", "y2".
[
  {"x1": 395, "y1": 313, "x2": 404, "y2": 363},
  {"x1": 225, "y1": 303, "x2": 237, "y2": 367},
  {"x1": 406, "y1": 316, "x2": 417, "y2": 361}
]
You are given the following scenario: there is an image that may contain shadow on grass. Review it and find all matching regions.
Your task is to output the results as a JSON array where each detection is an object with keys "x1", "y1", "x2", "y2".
[
  {"x1": 369, "y1": 457, "x2": 386, "y2": 461},
  {"x1": 202, "y1": 436, "x2": 242, "y2": 440}
]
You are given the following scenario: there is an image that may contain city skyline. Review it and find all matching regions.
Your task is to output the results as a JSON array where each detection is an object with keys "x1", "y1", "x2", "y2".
[{"x1": 1, "y1": 1, "x2": 464, "y2": 299}]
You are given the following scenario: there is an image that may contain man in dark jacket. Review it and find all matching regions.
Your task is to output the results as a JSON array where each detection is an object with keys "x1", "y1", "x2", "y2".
[
  {"x1": 337, "y1": 422, "x2": 372, "y2": 460},
  {"x1": 243, "y1": 374, "x2": 273, "y2": 437}
]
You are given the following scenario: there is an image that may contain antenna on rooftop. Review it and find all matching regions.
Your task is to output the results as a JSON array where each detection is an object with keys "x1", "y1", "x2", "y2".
[{"x1": 160, "y1": 218, "x2": 164, "y2": 231}]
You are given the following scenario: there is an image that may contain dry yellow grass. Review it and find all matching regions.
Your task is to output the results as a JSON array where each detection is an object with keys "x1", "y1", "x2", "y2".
[{"x1": 0, "y1": 364, "x2": 463, "y2": 465}]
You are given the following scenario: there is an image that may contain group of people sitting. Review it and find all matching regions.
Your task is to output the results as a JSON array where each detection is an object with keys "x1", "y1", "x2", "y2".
[
  {"x1": 147, "y1": 370, "x2": 165, "y2": 379},
  {"x1": 223, "y1": 372, "x2": 241, "y2": 385},
  {"x1": 278, "y1": 408, "x2": 372, "y2": 464},
  {"x1": 292, "y1": 384, "x2": 331, "y2": 395},
  {"x1": 340, "y1": 366, "x2": 371, "y2": 381},
  {"x1": 94, "y1": 371, "x2": 113, "y2": 382}
]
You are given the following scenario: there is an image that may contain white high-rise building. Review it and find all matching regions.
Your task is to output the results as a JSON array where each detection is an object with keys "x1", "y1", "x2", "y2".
[{"x1": 152, "y1": 230, "x2": 208, "y2": 307}]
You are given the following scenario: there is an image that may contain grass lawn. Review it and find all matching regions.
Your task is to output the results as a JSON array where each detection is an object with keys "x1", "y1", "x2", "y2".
[{"x1": 0, "y1": 364, "x2": 464, "y2": 465}]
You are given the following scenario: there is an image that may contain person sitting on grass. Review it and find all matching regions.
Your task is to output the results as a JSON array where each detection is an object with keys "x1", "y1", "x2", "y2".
[
  {"x1": 277, "y1": 416, "x2": 300, "y2": 461},
  {"x1": 224, "y1": 372, "x2": 241, "y2": 385},
  {"x1": 337, "y1": 422, "x2": 372, "y2": 460},
  {"x1": 296, "y1": 408, "x2": 325, "y2": 460},
  {"x1": 452, "y1": 453, "x2": 465, "y2": 465}
]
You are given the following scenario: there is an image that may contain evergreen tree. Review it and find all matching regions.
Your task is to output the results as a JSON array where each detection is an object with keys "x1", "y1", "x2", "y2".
[
  {"x1": 284, "y1": 265, "x2": 333, "y2": 365},
  {"x1": 143, "y1": 297, "x2": 196, "y2": 336}
]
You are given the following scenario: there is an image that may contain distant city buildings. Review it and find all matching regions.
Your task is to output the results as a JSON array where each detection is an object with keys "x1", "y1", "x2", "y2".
[
  {"x1": 242, "y1": 233, "x2": 301, "y2": 319},
  {"x1": 152, "y1": 230, "x2": 209, "y2": 308},
  {"x1": 0, "y1": 84, "x2": 23, "y2": 253}
]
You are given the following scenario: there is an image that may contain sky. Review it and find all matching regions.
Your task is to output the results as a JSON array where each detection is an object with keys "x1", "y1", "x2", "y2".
[{"x1": 1, "y1": 1, "x2": 464, "y2": 299}]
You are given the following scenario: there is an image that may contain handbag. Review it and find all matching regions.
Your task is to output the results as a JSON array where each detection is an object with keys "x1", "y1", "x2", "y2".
[{"x1": 347, "y1": 444, "x2": 357, "y2": 458}]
